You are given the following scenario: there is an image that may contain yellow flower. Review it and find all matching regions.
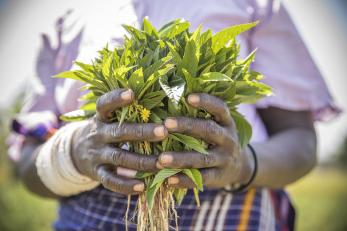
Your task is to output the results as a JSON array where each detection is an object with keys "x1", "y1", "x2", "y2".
[{"x1": 140, "y1": 107, "x2": 151, "y2": 123}]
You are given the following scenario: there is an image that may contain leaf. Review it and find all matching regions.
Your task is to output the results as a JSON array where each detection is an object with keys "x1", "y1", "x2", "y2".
[
  {"x1": 118, "y1": 106, "x2": 129, "y2": 126},
  {"x1": 80, "y1": 102, "x2": 96, "y2": 111},
  {"x1": 212, "y1": 21, "x2": 258, "y2": 53},
  {"x1": 53, "y1": 71, "x2": 82, "y2": 81},
  {"x1": 79, "y1": 91, "x2": 98, "y2": 101},
  {"x1": 142, "y1": 17, "x2": 159, "y2": 38},
  {"x1": 193, "y1": 188, "x2": 200, "y2": 207},
  {"x1": 170, "y1": 133, "x2": 208, "y2": 154},
  {"x1": 230, "y1": 110, "x2": 252, "y2": 148},
  {"x1": 143, "y1": 56, "x2": 172, "y2": 80},
  {"x1": 174, "y1": 188, "x2": 187, "y2": 205},
  {"x1": 159, "y1": 19, "x2": 190, "y2": 39},
  {"x1": 146, "y1": 181, "x2": 161, "y2": 210},
  {"x1": 128, "y1": 67, "x2": 144, "y2": 96},
  {"x1": 150, "y1": 168, "x2": 182, "y2": 188},
  {"x1": 59, "y1": 109, "x2": 95, "y2": 122},
  {"x1": 159, "y1": 75, "x2": 185, "y2": 105},
  {"x1": 138, "y1": 64, "x2": 175, "y2": 99},
  {"x1": 122, "y1": 24, "x2": 146, "y2": 41},
  {"x1": 199, "y1": 72, "x2": 233, "y2": 82},
  {"x1": 182, "y1": 169, "x2": 203, "y2": 191},
  {"x1": 74, "y1": 62, "x2": 93, "y2": 72},
  {"x1": 182, "y1": 38, "x2": 199, "y2": 77},
  {"x1": 139, "y1": 91, "x2": 166, "y2": 109},
  {"x1": 135, "y1": 171, "x2": 155, "y2": 179}
]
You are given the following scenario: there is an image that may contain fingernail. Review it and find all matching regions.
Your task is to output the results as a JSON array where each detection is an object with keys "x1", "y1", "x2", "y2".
[
  {"x1": 153, "y1": 126, "x2": 166, "y2": 137},
  {"x1": 121, "y1": 89, "x2": 133, "y2": 100},
  {"x1": 188, "y1": 94, "x2": 200, "y2": 105},
  {"x1": 156, "y1": 161, "x2": 164, "y2": 169},
  {"x1": 168, "y1": 177, "x2": 179, "y2": 185},
  {"x1": 160, "y1": 154, "x2": 173, "y2": 165},
  {"x1": 117, "y1": 167, "x2": 137, "y2": 178},
  {"x1": 165, "y1": 118, "x2": 177, "y2": 129},
  {"x1": 133, "y1": 183, "x2": 144, "y2": 192}
]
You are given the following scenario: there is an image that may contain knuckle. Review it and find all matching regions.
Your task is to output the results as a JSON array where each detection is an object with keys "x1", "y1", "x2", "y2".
[
  {"x1": 137, "y1": 156, "x2": 152, "y2": 171},
  {"x1": 112, "y1": 149, "x2": 126, "y2": 165},
  {"x1": 134, "y1": 124, "x2": 144, "y2": 138},
  {"x1": 106, "y1": 124, "x2": 123, "y2": 140},
  {"x1": 183, "y1": 118, "x2": 194, "y2": 133},
  {"x1": 200, "y1": 154, "x2": 215, "y2": 167},
  {"x1": 205, "y1": 120, "x2": 222, "y2": 137}
]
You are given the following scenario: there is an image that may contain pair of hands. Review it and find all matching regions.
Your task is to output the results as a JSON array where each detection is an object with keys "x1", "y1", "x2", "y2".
[{"x1": 71, "y1": 89, "x2": 251, "y2": 195}]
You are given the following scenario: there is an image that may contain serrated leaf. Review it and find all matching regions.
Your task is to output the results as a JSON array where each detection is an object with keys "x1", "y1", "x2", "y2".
[
  {"x1": 143, "y1": 17, "x2": 159, "y2": 38},
  {"x1": 212, "y1": 21, "x2": 258, "y2": 53},
  {"x1": 159, "y1": 19, "x2": 190, "y2": 39}
]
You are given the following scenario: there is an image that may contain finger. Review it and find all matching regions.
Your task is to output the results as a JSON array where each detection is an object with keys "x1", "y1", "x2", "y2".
[
  {"x1": 167, "y1": 173, "x2": 196, "y2": 189},
  {"x1": 187, "y1": 93, "x2": 234, "y2": 127},
  {"x1": 165, "y1": 117, "x2": 230, "y2": 146},
  {"x1": 158, "y1": 150, "x2": 225, "y2": 169},
  {"x1": 168, "y1": 168, "x2": 221, "y2": 189},
  {"x1": 95, "y1": 146, "x2": 159, "y2": 172},
  {"x1": 96, "y1": 165, "x2": 144, "y2": 195},
  {"x1": 96, "y1": 89, "x2": 134, "y2": 122},
  {"x1": 97, "y1": 122, "x2": 168, "y2": 143}
]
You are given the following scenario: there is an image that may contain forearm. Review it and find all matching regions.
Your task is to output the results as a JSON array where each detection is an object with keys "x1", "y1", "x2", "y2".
[
  {"x1": 246, "y1": 127, "x2": 317, "y2": 188},
  {"x1": 18, "y1": 138, "x2": 60, "y2": 199}
]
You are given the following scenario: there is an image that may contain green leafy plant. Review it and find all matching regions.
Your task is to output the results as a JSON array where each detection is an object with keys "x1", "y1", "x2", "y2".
[{"x1": 55, "y1": 18, "x2": 271, "y2": 231}]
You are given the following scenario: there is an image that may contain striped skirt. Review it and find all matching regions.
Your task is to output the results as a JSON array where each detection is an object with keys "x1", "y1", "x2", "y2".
[{"x1": 55, "y1": 186, "x2": 295, "y2": 231}]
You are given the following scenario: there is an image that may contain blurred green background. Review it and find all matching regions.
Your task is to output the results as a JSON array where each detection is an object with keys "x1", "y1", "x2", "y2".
[{"x1": 1, "y1": 99, "x2": 347, "y2": 231}]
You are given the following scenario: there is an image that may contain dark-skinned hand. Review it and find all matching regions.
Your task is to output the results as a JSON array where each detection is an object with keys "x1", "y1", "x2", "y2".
[
  {"x1": 71, "y1": 89, "x2": 168, "y2": 195},
  {"x1": 158, "y1": 93, "x2": 253, "y2": 189}
]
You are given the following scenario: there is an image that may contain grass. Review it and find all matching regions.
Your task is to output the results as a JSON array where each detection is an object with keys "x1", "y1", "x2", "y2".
[{"x1": 288, "y1": 168, "x2": 347, "y2": 231}]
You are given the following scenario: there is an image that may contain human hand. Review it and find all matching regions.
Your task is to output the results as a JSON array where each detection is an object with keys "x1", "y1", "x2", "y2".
[
  {"x1": 71, "y1": 89, "x2": 168, "y2": 195},
  {"x1": 158, "y1": 93, "x2": 254, "y2": 189}
]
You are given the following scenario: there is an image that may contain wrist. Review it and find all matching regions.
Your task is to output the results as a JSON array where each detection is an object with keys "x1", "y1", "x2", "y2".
[
  {"x1": 35, "y1": 121, "x2": 99, "y2": 196},
  {"x1": 71, "y1": 125, "x2": 87, "y2": 175},
  {"x1": 237, "y1": 145, "x2": 255, "y2": 185}
]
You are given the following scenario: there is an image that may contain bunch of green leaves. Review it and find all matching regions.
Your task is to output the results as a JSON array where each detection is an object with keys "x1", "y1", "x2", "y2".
[{"x1": 55, "y1": 18, "x2": 271, "y2": 209}]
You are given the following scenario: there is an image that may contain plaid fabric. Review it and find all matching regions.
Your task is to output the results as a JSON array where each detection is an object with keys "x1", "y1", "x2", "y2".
[{"x1": 54, "y1": 186, "x2": 295, "y2": 231}]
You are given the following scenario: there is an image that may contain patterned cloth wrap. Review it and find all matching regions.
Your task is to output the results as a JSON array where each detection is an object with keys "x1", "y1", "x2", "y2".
[{"x1": 9, "y1": 0, "x2": 340, "y2": 230}]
